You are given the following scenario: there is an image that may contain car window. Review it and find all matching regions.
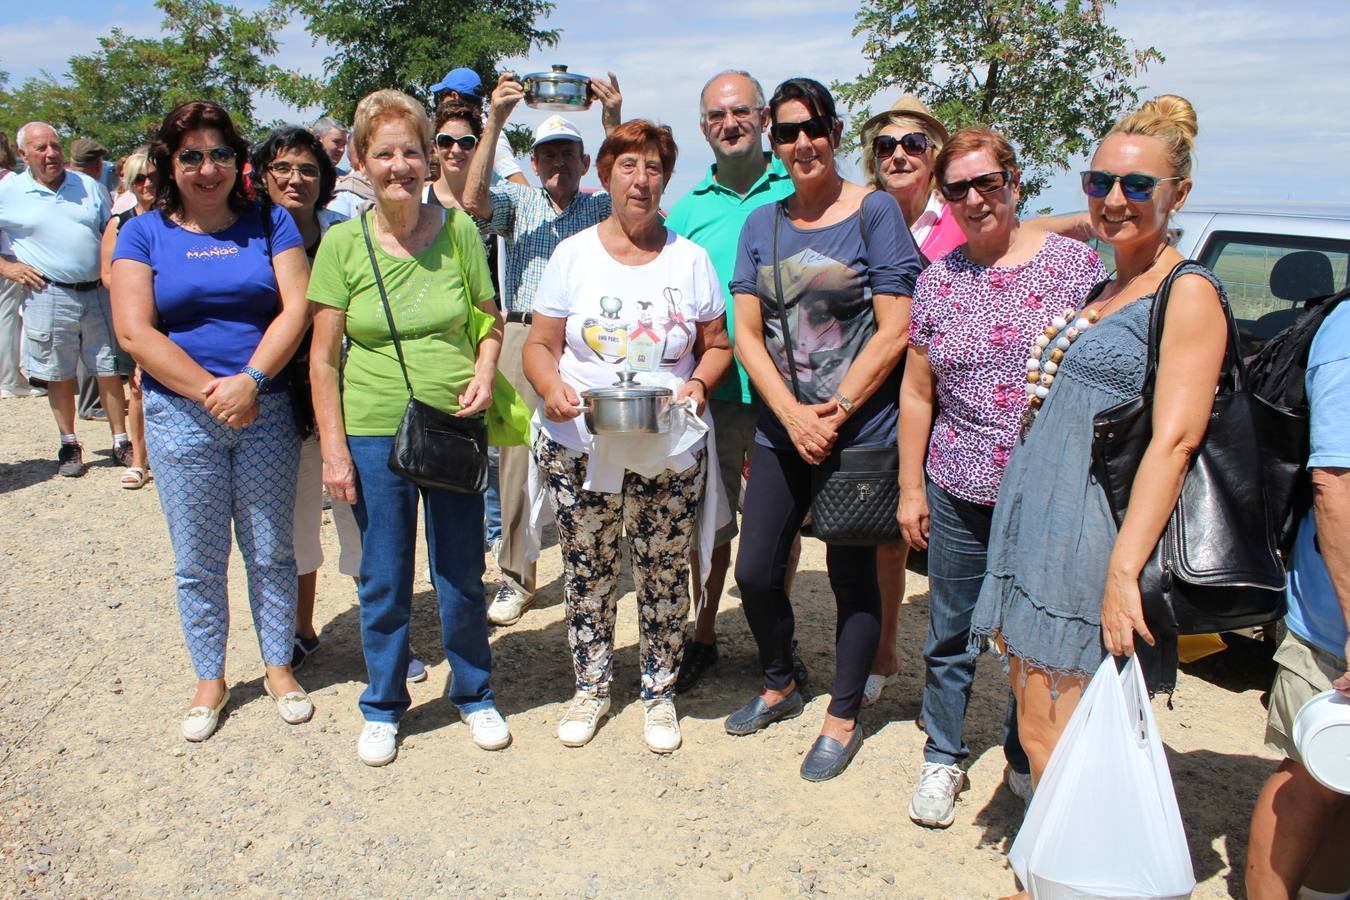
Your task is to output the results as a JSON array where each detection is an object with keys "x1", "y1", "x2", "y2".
[{"x1": 1199, "y1": 232, "x2": 1350, "y2": 353}]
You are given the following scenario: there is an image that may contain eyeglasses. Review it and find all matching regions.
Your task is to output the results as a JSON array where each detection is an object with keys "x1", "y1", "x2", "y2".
[
  {"x1": 267, "y1": 161, "x2": 321, "y2": 180},
  {"x1": 1081, "y1": 169, "x2": 1181, "y2": 201},
  {"x1": 175, "y1": 146, "x2": 237, "y2": 170},
  {"x1": 872, "y1": 132, "x2": 933, "y2": 160},
  {"x1": 938, "y1": 169, "x2": 1013, "y2": 202},
  {"x1": 435, "y1": 133, "x2": 480, "y2": 152},
  {"x1": 769, "y1": 116, "x2": 835, "y2": 145},
  {"x1": 703, "y1": 106, "x2": 759, "y2": 128},
  {"x1": 131, "y1": 172, "x2": 157, "y2": 186}
]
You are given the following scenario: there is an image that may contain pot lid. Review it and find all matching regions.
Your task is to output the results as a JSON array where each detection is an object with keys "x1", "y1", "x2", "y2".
[{"x1": 522, "y1": 64, "x2": 589, "y2": 85}]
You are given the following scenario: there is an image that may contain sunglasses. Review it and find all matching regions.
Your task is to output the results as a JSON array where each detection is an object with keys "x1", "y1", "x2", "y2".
[
  {"x1": 872, "y1": 132, "x2": 933, "y2": 160},
  {"x1": 435, "y1": 133, "x2": 480, "y2": 152},
  {"x1": 769, "y1": 116, "x2": 835, "y2": 145},
  {"x1": 268, "y1": 161, "x2": 321, "y2": 180},
  {"x1": 131, "y1": 172, "x2": 157, "y2": 186},
  {"x1": 938, "y1": 169, "x2": 1013, "y2": 202},
  {"x1": 176, "y1": 146, "x2": 237, "y2": 170},
  {"x1": 1081, "y1": 169, "x2": 1182, "y2": 200}
]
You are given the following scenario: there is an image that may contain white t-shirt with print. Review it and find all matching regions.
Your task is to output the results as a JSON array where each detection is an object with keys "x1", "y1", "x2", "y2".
[{"x1": 532, "y1": 223, "x2": 725, "y2": 452}]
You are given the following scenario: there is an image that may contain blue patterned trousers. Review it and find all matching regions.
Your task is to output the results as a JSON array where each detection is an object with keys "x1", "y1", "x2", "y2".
[{"x1": 143, "y1": 390, "x2": 300, "y2": 679}]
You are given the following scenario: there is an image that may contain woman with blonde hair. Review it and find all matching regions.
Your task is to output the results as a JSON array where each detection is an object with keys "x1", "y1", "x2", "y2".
[
  {"x1": 309, "y1": 89, "x2": 511, "y2": 765},
  {"x1": 970, "y1": 95, "x2": 1227, "y2": 812}
]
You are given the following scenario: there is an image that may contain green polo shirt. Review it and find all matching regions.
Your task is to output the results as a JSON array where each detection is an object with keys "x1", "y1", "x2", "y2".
[{"x1": 666, "y1": 154, "x2": 794, "y2": 405}]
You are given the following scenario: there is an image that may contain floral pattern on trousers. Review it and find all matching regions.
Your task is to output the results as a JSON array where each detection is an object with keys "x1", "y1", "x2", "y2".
[{"x1": 535, "y1": 433, "x2": 705, "y2": 701}]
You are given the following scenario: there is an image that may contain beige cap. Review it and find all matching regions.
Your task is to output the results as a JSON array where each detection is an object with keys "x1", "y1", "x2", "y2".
[{"x1": 859, "y1": 94, "x2": 949, "y2": 144}]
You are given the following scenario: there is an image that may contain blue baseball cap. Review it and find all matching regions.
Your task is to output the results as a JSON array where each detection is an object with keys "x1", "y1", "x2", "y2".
[{"x1": 429, "y1": 68, "x2": 483, "y2": 100}]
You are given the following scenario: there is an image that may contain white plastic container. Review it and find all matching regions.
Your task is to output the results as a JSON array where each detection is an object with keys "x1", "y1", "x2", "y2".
[{"x1": 1294, "y1": 690, "x2": 1350, "y2": 794}]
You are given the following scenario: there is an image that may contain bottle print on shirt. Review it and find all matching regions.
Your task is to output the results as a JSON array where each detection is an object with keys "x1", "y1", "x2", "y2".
[{"x1": 581, "y1": 289, "x2": 696, "y2": 371}]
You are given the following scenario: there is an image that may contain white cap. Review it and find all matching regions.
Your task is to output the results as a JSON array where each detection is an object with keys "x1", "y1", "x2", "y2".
[{"x1": 531, "y1": 115, "x2": 584, "y2": 150}]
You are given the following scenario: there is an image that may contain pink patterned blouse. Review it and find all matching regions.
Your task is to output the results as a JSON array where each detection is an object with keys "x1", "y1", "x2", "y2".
[{"x1": 909, "y1": 232, "x2": 1107, "y2": 505}]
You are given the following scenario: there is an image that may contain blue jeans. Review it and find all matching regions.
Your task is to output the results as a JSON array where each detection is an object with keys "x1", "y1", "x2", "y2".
[
  {"x1": 144, "y1": 390, "x2": 299, "y2": 679},
  {"x1": 483, "y1": 445, "x2": 502, "y2": 548},
  {"x1": 924, "y1": 482, "x2": 1027, "y2": 772},
  {"x1": 348, "y1": 435, "x2": 496, "y2": 723}
]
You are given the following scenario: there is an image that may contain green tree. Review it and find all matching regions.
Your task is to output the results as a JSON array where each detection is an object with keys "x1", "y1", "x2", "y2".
[
  {"x1": 836, "y1": 0, "x2": 1163, "y2": 203},
  {"x1": 288, "y1": 0, "x2": 559, "y2": 121},
  {"x1": 0, "y1": 0, "x2": 319, "y2": 155}
]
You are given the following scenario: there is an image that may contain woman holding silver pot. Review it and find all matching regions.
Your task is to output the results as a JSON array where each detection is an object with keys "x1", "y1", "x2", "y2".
[{"x1": 523, "y1": 119, "x2": 731, "y2": 755}]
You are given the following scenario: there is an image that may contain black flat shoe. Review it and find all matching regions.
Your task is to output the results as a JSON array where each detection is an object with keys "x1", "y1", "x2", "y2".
[
  {"x1": 800, "y1": 726, "x2": 864, "y2": 782},
  {"x1": 675, "y1": 640, "x2": 719, "y2": 694},
  {"x1": 724, "y1": 690, "x2": 804, "y2": 736}
]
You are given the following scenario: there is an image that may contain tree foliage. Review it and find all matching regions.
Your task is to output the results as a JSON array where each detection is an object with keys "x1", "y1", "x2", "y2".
[
  {"x1": 836, "y1": 0, "x2": 1163, "y2": 202},
  {"x1": 0, "y1": 0, "x2": 319, "y2": 155},
  {"x1": 288, "y1": 0, "x2": 559, "y2": 121}
]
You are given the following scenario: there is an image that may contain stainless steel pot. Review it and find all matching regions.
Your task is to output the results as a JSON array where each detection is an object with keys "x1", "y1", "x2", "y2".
[
  {"x1": 581, "y1": 373, "x2": 672, "y2": 435},
  {"x1": 522, "y1": 64, "x2": 593, "y2": 112}
]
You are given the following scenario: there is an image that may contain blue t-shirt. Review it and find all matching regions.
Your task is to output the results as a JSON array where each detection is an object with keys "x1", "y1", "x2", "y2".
[
  {"x1": 113, "y1": 204, "x2": 303, "y2": 397},
  {"x1": 1287, "y1": 301, "x2": 1350, "y2": 658},
  {"x1": 729, "y1": 189, "x2": 919, "y2": 449}
]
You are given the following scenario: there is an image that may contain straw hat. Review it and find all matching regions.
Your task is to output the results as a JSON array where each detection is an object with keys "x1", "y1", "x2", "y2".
[{"x1": 860, "y1": 94, "x2": 949, "y2": 144}]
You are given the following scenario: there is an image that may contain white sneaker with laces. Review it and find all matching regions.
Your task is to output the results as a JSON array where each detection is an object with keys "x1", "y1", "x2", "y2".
[
  {"x1": 557, "y1": 691, "x2": 611, "y2": 747},
  {"x1": 358, "y1": 721, "x2": 399, "y2": 766},
  {"x1": 487, "y1": 583, "x2": 533, "y2": 626},
  {"x1": 643, "y1": 698, "x2": 681, "y2": 754},
  {"x1": 462, "y1": 707, "x2": 512, "y2": 750},
  {"x1": 908, "y1": 761, "x2": 967, "y2": 828}
]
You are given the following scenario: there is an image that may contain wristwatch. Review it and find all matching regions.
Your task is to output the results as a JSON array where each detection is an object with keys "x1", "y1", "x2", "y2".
[
  {"x1": 241, "y1": 365, "x2": 271, "y2": 393},
  {"x1": 833, "y1": 391, "x2": 855, "y2": 415}
]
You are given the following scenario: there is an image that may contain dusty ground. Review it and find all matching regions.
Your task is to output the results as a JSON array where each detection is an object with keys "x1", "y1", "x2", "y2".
[{"x1": 1, "y1": 394, "x2": 1281, "y2": 898}]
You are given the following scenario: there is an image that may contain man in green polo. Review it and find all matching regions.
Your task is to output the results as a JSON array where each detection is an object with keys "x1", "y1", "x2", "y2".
[{"x1": 666, "y1": 70, "x2": 799, "y2": 692}]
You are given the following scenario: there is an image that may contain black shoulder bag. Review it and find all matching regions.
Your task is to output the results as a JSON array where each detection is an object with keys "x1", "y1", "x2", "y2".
[
  {"x1": 1091, "y1": 261, "x2": 1286, "y2": 642},
  {"x1": 360, "y1": 211, "x2": 489, "y2": 494},
  {"x1": 772, "y1": 199, "x2": 901, "y2": 546}
]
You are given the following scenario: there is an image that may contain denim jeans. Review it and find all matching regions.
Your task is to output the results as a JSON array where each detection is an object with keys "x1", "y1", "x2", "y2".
[
  {"x1": 924, "y1": 481, "x2": 1028, "y2": 772},
  {"x1": 483, "y1": 444, "x2": 502, "y2": 548},
  {"x1": 348, "y1": 435, "x2": 496, "y2": 723}
]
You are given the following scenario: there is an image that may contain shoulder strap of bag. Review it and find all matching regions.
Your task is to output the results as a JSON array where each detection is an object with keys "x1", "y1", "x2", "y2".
[
  {"x1": 771, "y1": 201, "x2": 802, "y2": 402},
  {"x1": 360, "y1": 210, "x2": 416, "y2": 400},
  {"x1": 1141, "y1": 259, "x2": 1242, "y2": 398}
]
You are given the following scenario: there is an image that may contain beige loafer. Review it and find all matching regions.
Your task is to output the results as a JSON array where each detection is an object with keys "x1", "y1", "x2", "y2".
[
  {"x1": 264, "y1": 677, "x2": 314, "y2": 725},
  {"x1": 181, "y1": 689, "x2": 230, "y2": 742}
]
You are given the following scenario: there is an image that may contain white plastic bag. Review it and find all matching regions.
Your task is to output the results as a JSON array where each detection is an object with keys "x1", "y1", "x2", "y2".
[{"x1": 1008, "y1": 655, "x2": 1196, "y2": 899}]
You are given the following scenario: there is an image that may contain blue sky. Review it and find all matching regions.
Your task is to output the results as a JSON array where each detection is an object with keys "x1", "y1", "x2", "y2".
[{"x1": 4, "y1": 0, "x2": 1348, "y2": 215}]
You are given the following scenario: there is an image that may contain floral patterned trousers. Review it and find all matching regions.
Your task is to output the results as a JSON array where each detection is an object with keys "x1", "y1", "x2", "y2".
[{"x1": 535, "y1": 433, "x2": 705, "y2": 701}]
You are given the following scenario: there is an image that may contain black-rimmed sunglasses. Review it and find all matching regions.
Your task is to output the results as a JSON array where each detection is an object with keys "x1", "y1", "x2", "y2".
[
  {"x1": 1081, "y1": 170, "x2": 1181, "y2": 201},
  {"x1": 131, "y1": 172, "x2": 158, "y2": 186},
  {"x1": 435, "y1": 132, "x2": 480, "y2": 152},
  {"x1": 769, "y1": 116, "x2": 835, "y2": 145},
  {"x1": 872, "y1": 132, "x2": 932, "y2": 160},
  {"x1": 175, "y1": 146, "x2": 237, "y2": 170},
  {"x1": 938, "y1": 169, "x2": 1012, "y2": 202}
]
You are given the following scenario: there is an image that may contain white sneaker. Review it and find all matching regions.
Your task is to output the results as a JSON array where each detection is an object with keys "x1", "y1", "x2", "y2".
[
  {"x1": 1006, "y1": 767, "x2": 1034, "y2": 805},
  {"x1": 557, "y1": 691, "x2": 610, "y2": 747},
  {"x1": 487, "y1": 583, "x2": 533, "y2": 626},
  {"x1": 462, "y1": 707, "x2": 512, "y2": 750},
  {"x1": 358, "y1": 721, "x2": 399, "y2": 766},
  {"x1": 860, "y1": 671, "x2": 897, "y2": 707},
  {"x1": 908, "y1": 761, "x2": 967, "y2": 828},
  {"x1": 1, "y1": 385, "x2": 44, "y2": 399},
  {"x1": 643, "y1": 698, "x2": 681, "y2": 754}
]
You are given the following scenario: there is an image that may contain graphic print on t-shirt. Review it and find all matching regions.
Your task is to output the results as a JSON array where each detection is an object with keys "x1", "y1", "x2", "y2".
[
  {"x1": 580, "y1": 290, "x2": 696, "y2": 373},
  {"x1": 760, "y1": 247, "x2": 866, "y2": 403}
]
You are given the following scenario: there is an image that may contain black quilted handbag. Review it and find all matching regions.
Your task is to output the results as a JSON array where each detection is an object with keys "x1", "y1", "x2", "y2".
[
  {"x1": 770, "y1": 202, "x2": 900, "y2": 546},
  {"x1": 1091, "y1": 261, "x2": 1286, "y2": 637},
  {"x1": 362, "y1": 213, "x2": 488, "y2": 494}
]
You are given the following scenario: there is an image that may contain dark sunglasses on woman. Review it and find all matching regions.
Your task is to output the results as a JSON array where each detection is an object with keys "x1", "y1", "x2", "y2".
[
  {"x1": 872, "y1": 132, "x2": 932, "y2": 160},
  {"x1": 131, "y1": 172, "x2": 158, "y2": 186},
  {"x1": 1080, "y1": 170, "x2": 1182, "y2": 201},
  {"x1": 769, "y1": 116, "x2": 835, "y2": 145},
  {"x1": 175, "y1": 146, "x2": 237, "y2": 170},
  {"x1": 435, "y1": 133, "x2": 480, "y2": 151},
  {"x1": 938, "y1": 169, "x2": 1012, "y2": 202}
]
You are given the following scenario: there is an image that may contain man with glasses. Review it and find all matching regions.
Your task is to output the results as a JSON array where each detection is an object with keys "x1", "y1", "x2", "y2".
[
  {"x1": 464, "y1": 71, "x2": 622, "y2": 628},
  {"x1": 0, "y1": 122, "x2": 127, "y2": 477},
  {"x1": 663, "y1": 70, "x2": 800, "y2": 692}
]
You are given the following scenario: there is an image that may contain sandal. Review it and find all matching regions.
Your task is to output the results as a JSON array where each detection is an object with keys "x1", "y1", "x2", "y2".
[{"x1": 121, "y1": 466, "x2": 149, "y2": 490}]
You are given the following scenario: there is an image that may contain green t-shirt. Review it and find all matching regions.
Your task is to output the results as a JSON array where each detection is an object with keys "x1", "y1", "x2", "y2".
[
  {"x1": 308, "y1": 210, "x2": 496, "y2": 436},
  {"x1": 665, "y1": 154, "x2": 794, "y2": 405}
]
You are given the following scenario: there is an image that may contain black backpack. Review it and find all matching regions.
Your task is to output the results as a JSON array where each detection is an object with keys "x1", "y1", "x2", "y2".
[{"x1": 1246, "y1": 285, "x2": 1350, "y2": 556}]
